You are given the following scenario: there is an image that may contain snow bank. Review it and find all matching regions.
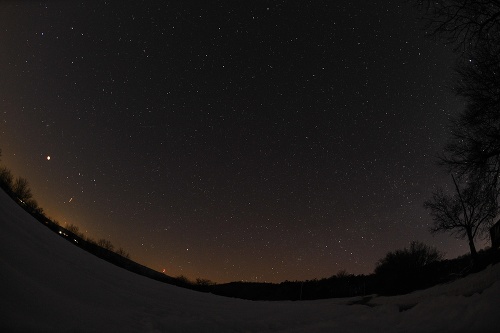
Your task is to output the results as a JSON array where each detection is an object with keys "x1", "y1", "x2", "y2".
[
  {"x1": 1, "y1": 189, "x2": 499, "y2": 332},
  {"x1": 368, "y1": 263, "x2": 500, "y2": 307}
]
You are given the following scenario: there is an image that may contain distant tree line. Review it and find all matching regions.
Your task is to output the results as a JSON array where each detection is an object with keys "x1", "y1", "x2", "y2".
[
  {"x1": 174, "y1": 241, "x2": 499, "y2": 300},
  {"x1": 208, "y1": 241, "x2": 500, "y2": 300}
]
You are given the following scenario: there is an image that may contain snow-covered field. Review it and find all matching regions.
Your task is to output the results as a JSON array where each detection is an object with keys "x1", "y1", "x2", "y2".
[{"x1": 1, "y1": 189, "x2": 499, "y2": 333}]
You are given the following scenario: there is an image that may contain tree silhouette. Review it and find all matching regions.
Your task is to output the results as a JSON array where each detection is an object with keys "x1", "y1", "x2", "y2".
[
  {"x1": 416, "y1": 0, "x2": 500, "y2": 50},
  {"x1": 12, "y1": 177, "x2": 32, "y2": 203},
  {"x1": 195, "y1": 278, "x2": 216, "y2": 286},
  {"x1": 0, "y1": 166, "x2": 13, "y2": 192},
  {"x1": 116, "y1": 247, "x2": 131, "y2": 259},
  {"x1": 416, "y1": 2, "x2": 500, "y2": 249},
  {"x1": 375, "y1": 241, "x2": 443, "y2": 294},
  {"x1": 66, "y1": 224, "x2": 80, "y2": 234},
  {"x1": 25, "y1": 199, "x2": 42, "y2": 215},
  {"x1": 416, "y1": 1, "x2": 500, "y2": 188},
  {"x1": 375, "y1": 241, "x2": 442, "y2": 276},
  {"x1": 441, "y1": 40, "x2": 500, "y2": 189},
  {"x1": 424, "y1": 175, "x2": 497, "y2": 265},
  {"x1": 97, "y1": 238, "x2": 114, "y2": 251}
]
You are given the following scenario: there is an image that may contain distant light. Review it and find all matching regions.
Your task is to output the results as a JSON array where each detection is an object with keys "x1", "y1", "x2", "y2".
[{"x1": 46, "y1": 156, "x2": 51, "y2": 161}]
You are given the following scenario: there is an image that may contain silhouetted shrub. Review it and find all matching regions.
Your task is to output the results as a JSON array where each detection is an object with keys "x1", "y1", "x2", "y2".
[
  {"x1": 196, "y1": 278, "x2": 215, "y2": 286},
  {"x1": 24, "y1": 199, "x2": 39, "y2": 213},
  {"x1": 116, "y1": 247, "x2": 131, "y2": 259},
  {"x1": 335, "y1": 269, "x2": 352, "y2": 279},
  {"x1": 376, "y1": 241, "x2": 443, "y2": 275},
  {"x1": 66, "y1": 224, "x2": 80, "y2": 234},
  {"x1": 64, "y1": 223, "x2": 85, "y2": 239},
  {"x1": 97, "y1": 238, "x2": 114, "y2": 251},
  {"x1": 86, "y1": 237, "x2": 97, "y2": 245},
  {"x1": 175, "y1": 275, "x2": 194, "y2": 288},
  {"x1": 12, "y1": 177, "x2": 32, "y2": 203},
  {"x1": 375, "y1": 241, "x2": 443, "y2": 295}
]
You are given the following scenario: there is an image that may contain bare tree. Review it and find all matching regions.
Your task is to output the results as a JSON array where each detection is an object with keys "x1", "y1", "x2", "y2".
[
  {"x1": 97, "y1": 238, "x2": 114, "y2": 251},
  {"x1": 415, "y1": 1, "x2": 500, "y2": 195},
  {"x1": 415, "y1": 0, "x2": 500, "y2": 50},
  {"x1": 25, "y1": 199, "x2": 41, "y2": 214},
  {"x1": 424, "y1": 175, "x2": 497, "y2": 265},
  {"x1": 66, "y1": 224, "x2": 80, "y2": 234},
  {"x1": 442, "y1": 40, "x2": 500, "y2": 188},
  {"x1": 0, "y1": 166, "x2": 13, "y2": 191},
  {"x1": 12, "y1": 177, "x2": 32, "y2": 202},
  {"x1": 116, "y1": 247, "x2": 131, "y2": 259}
]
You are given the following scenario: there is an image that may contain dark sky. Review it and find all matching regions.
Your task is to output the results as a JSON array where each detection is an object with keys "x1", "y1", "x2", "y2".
[{"x1": 0, "y1": 1, "x2": 474, "y2": 283}]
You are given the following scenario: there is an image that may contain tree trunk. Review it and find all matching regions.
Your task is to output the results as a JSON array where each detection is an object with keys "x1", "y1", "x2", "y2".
[{"x1": 467, "y1": 229, "x2": 478, "y2": 268}]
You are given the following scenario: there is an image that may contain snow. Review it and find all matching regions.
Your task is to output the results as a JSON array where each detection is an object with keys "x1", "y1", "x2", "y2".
[{"x1": 1, "y1": 188, "x2": 499, "y2": 333}]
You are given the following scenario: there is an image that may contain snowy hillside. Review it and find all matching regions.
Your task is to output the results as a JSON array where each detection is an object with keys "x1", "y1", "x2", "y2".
[{"x1": 1, "y1": 188, "x2": 499, "y2": 333}]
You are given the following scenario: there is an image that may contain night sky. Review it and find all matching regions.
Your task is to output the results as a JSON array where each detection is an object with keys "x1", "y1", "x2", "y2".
[{"x1": 0, "y1": 1, "x2": 475, "y2": 283}]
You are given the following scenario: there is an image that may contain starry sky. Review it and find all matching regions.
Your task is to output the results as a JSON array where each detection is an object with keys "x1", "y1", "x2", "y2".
[{"x1": 0, "y1": 1, "x2": 476, "y2": 283}]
